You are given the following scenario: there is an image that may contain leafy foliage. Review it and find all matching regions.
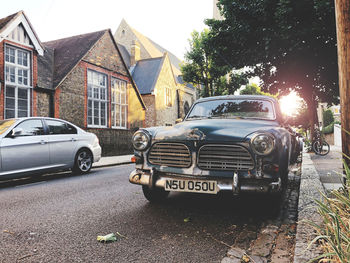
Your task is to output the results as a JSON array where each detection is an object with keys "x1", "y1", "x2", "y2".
[
  {"x1": 309, "y1": 158, "x2": 350, "y2": 263},
  {"x1": 181, "y1": 29, "x2": 230, "y2": 97},
  {"x1": 323, "y1": 123, "x2": 334, "y2": 134},
  {"x1": 215, "y1": 71, "x2": 251, "y2": 96},
  {"x1": 323, "y1": 109, "x2": 335, "y2": 128},
  {"x1": 239, "y1": 83, "x2": 277, "y2": 98},
  {"x1": 206, "y1": 0, "x2": 339, "y2": 133}
]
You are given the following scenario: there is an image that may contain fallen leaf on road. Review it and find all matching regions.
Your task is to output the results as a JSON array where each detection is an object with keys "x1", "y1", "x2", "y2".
[
  {"x1": 242, "y1": 255, "x2": 250, "y2": 262},
  {"x1": 184, "y1": 217, "x2": 191, "y2": 223},
  {"x1": 3, "y1": 230, "x2": 15, "y2": 235},
  {"x1": 97, "y1": 233, "x2": 117, "y2": 243}
]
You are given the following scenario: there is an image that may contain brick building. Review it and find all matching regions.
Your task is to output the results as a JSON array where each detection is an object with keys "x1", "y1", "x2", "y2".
[
  {"x1": 0, "y1": 11, "x2": 146, "y2": 156},
  {"x1": 115, "y1": 19, "x2": 196, "y2": 127}
]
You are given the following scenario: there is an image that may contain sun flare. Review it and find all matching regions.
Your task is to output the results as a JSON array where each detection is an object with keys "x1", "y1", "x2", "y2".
[{"x1": 279, "y1": 91, "x2": 303, "y2": 117}]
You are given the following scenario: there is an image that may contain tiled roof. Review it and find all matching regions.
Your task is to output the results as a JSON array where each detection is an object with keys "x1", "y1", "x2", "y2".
[
  {"x1": 0, "y1": 12, "x2": 18, "y2": 32},
  {"x1": 43, "y1": 30, "x2": 107, "y2": 87},
  {"x1": 132, "y1": 57, "x2": 164, "y2": 95},
  {"x1": 115, "y1": 20, "x2": 194, "y2": 90},
  {"x1": 117, "y1": 43, "x2": 131, "y2": 69},
  {"x1": 37, "y1": 46, "x2": 54, "y2": 90},
  {"x1": 131, "y1": 27, "x2": 163, "y2": 58},
  {"x1": 148, "y1": 38, "x2": 182, "y2": 75}
]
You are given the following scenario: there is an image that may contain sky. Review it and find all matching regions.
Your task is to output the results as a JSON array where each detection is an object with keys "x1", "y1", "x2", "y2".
[{"x1": 1, "y1": 0, "x2": 213, "y2": 60}]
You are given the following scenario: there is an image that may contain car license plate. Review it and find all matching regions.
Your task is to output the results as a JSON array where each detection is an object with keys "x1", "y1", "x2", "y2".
[{"x1": 165, "y1": 179, "x2": 217, "y2": 194}]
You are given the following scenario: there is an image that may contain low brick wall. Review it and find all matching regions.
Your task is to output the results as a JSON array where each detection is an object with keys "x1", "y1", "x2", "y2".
[
  {"x1": 324, "y1": 133, "x2": 334, "y2": 145},
  {"x1": 87, "y1": 128, "x2": 133, "y2": 156}
]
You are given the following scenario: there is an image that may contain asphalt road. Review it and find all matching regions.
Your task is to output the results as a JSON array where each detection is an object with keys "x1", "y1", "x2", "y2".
[{"x1": 0, "y1": 165, "x2": 288, "y2": 263}]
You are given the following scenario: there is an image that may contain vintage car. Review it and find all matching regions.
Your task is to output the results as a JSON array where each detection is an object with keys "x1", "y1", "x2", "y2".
[{"x1": 129, "y1": 95, "x2": 302, "y2": 202}]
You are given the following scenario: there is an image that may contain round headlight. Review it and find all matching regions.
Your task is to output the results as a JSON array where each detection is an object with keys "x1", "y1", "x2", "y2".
[
  {"x1": 251, "y1": 133, "x2": 275, "y2": 155},
  {"x1": 132, "y1": 130, "x2": 151, "y2": 151}
]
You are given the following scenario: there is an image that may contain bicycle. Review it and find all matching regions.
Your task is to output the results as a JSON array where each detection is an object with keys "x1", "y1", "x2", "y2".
[{"x1": 312, "y1": 128, "x2": 330, "y2": 156}]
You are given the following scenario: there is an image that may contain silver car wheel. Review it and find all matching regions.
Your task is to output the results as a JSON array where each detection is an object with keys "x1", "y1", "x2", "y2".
[{"x1": 73, "y1": 149, "x2": 93, "y2": 174}]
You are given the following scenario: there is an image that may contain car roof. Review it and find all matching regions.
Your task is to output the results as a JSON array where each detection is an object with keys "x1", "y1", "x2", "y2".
[
  {"x1": 194, "y1": 95, "x2": 278, "y2": 104},
  {"x1": 11, "y1": 117, "x2": 70, "y2": 122},
  {"x1": 6, "y1": 117, "x2": 80, "y2": 129}
]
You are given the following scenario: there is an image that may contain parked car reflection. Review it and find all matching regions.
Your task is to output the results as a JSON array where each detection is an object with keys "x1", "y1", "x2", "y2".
[{"x1": 0, "y1": 117, "x2": 101, "y2": 179}]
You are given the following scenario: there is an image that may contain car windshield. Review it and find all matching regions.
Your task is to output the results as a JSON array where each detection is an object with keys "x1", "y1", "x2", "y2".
[
  {"x1": 0, "y1": 119, "x2": 16, "y2": 135},
  {"x1": 186, "y1": 99, "x2": 275, "y2": 120}
]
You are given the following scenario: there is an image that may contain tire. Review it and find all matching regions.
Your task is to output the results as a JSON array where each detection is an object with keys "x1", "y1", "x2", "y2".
[
  {"x1": 274, "y1": 169, "x2": 288, "y2": 204},
  {"x1": 142, "y1": 185, "x2": 169, "y2": 203},
  {"x1": 280, "y1": 169, "x2": 289, "y2": 192},
  {"x1": 312, "y1": 140, "x2": 330, "y2": 156},
  {"x1": 72, "y1": 148, "x2": 93, "y2": 174}
]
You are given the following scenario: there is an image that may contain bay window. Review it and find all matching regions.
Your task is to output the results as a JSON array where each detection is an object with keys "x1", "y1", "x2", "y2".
[{"x1": 4, "y1": 45, "x2": 31, "y2": 118}]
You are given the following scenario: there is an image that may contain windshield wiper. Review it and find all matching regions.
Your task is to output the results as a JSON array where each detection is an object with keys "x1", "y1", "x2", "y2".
[
  {"x1": 210, "y1": 114, "x2": 246, "y2": 119},
  {"x1": 186, "y1": 115, "x2": 211, "y2": 120}
]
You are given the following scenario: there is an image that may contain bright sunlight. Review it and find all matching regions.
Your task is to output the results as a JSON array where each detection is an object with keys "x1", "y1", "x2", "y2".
[{"x1": 279, "y1": 91, "x2": 303, "y2": 117}]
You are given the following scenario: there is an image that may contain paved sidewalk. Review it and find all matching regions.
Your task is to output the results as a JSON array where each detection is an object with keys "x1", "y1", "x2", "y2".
[
  {"x1": 92, "y1": 154, "x2": 133, "y2": 168},
  {"x1": 294, "y1": 146, "x2": 345, "y2": 262},
  {"x1": 309, "y1": 145, "x2": 343, "y2": 192},
  {"x1": 294, "y1": 152, "x2": 324, "y2": 263}
]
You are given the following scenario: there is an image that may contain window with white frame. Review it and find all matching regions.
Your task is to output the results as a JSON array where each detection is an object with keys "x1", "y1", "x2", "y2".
[
  {"x1": 165, "y1": 87, "x2": 172, "y2": 107},
  {"x1": 111, "y1": 78, "x2": 127, "y2": 128},
  {"x1": 4, "y1": 45, "x2": 31, "y2": 118},
  {"x1": 87, "y1": 70, "x2": 108, "y2": 127}
]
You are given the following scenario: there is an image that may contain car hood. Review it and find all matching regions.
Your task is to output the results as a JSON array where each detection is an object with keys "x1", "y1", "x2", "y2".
[{"x1": 150, "y1": 119, "x2": 280, "y2": 142}]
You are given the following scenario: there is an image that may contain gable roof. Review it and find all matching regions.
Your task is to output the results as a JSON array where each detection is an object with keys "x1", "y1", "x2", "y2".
[
  {"x1": 115, "y1": 19, "x2": 194, "y2": 90},
  {"x1": 132, "y1": 56, "x2": 164, "y2": 95},
  {"x1": 147, "y1": 38, "x2": 182, "y2": 75},
  {"x1": 41, "y1": 29, "x2": 146, "y2": 110},
  {"x1": 0, "y1": 11, "x2": 44, "y2": 55},
  {"x1": 0, "y1": 12, "x2": 17, "y2": 31},
  {"x1": 117, "y1": 43, "x2": 131, "y2": 69},
  {"x1": 115, "y1": 19, "x2": 183, "y2": 73},
  {"x1": 37, "y1": 46, "x2": 54, "y2": 90},
  {"x1": 43, "y1": 30, "x2": 106, "y2": 88}
]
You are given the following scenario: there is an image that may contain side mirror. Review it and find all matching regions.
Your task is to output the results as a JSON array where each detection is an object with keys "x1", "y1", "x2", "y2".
[
  {"x1": 175, "y1": 118, "x2": 183, "y2": 124},
  {"x1": 11, "y1": 128, "x2": 23, "y2": 137}
]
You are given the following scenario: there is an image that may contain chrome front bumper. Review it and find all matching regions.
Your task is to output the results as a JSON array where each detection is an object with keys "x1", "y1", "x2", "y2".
[{"x1": 129, "y1": 169, "x2": 282, "y2": 194}]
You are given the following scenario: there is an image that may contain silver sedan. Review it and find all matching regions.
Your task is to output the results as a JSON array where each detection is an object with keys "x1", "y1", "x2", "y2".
[{"x1": 0, "y1": 117, "x2": 101, "y2": 179}]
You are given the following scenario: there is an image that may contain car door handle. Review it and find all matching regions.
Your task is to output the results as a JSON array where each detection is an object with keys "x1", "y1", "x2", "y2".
[
  {"x1": 39, "y1": 140, "x2": 46, "y2": 145},
  {"x1": 71, "y1": 138, "x2": 76, "y2": 142}
]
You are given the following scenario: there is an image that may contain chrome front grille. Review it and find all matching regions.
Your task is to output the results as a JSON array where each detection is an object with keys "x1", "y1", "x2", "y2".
[
  {"x1": 198, "y1": 144, "x2": 255, "y2": 170},
  {"x1": 148, "y1": 143, "x2": 191, "y2": 168}
]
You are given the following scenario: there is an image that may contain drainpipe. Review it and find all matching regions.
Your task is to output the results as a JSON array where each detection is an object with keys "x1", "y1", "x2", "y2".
[{"x1": 49, "y1": 91, "x2": 55, "y2": 117}]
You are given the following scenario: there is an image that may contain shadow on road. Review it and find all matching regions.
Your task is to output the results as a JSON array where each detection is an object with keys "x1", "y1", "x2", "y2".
[
  {"x1": 0, "y1": 169, "x2": 104, "y2": 189},
  {"x1": 144, "y1": 191, "x2": 282, "y2": 221}
]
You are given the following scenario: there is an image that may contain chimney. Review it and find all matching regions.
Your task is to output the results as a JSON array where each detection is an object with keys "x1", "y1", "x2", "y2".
[{"x1": 131, "y1": 40, "x2": 140, "y2": 66}]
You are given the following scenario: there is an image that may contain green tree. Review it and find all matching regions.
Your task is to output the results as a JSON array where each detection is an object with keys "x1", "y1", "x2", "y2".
[
  {"x1": 206, "y1": 0, "x2": 339, "y2": 137},
  {"x1": 181, "y1": 29, "x2": 230, "y2": 97},
  {"x1": 323, "y1": 109, "x2": 334, "y2": 127},
  {"x1": 239, "y1": 83, "x2": 277, "y2": 98}
]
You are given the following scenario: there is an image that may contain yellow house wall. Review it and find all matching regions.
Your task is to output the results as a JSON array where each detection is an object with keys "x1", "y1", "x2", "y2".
[
  {"x1": 152, "y1": 55, "x2": 179, "y2": 126},
  {"x1": 128, "y1": 82, "x2": 145, "y2": 129}
]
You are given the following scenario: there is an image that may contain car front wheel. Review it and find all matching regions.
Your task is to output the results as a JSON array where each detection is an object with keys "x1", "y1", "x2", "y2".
[
  {"x1": 73, "y1": 149, "x2": 93, "y2": 174},
  {"x1": 142, "y1": 185, "x2": 169, "y2": 203}
]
